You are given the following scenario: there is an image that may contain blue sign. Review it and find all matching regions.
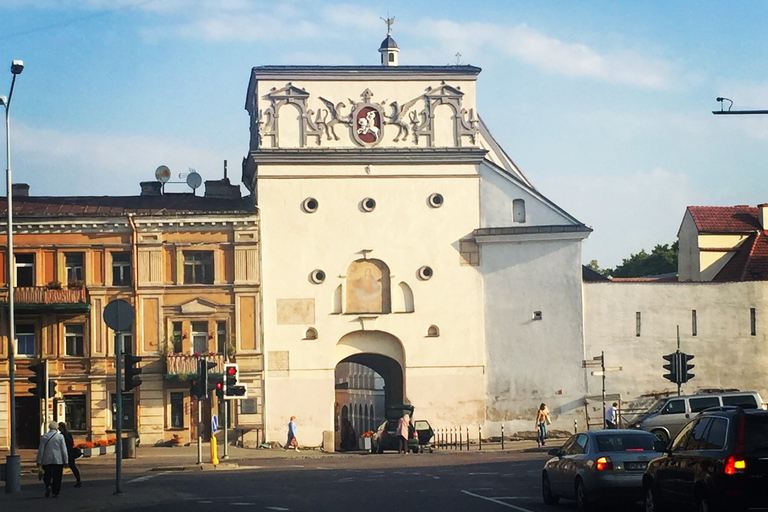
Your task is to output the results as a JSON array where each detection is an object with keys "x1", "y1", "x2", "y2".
[{"x1": 211, "y1": 414, "x2": 218, "y2": 434}]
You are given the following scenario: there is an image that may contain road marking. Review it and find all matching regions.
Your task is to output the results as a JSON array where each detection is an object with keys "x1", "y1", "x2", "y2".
[
  {"x1": 126, "y1": 473, "x2": 163, "y2": 484},
  {"x1": 198, "y1": 501, "x2": 213, "y2": 504},
  {"x1": 231, "y1": 503, "x2": 254, "y2": 506},
  {"x1": 461, "y1": 490, "x2": 536, "y2": 512},
  {"x1": 266, "y1": 508, "x2": 290, "y2": 511},
  {"x1": 469, "y1": 472, "x2": 497, "y2": 475}
]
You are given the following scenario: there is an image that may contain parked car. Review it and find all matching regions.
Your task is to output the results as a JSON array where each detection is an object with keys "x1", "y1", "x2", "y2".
[
  {"x1": 370, "y1": 404, "x2": 433, "y2": 454},
  {"x1": 643, "y1": 406, "x2": 768, "y2": 512},
  {"x1": 629, "y1": 390, "x2": 765, "y2": 443},
  {"x1": 542, "y1": 429, "x2": 665, "y2": 512}
]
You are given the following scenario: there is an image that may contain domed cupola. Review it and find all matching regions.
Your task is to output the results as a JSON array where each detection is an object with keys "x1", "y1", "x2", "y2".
[{"x1": 378, "y1": 17, "x2": 399, "y2": 67}]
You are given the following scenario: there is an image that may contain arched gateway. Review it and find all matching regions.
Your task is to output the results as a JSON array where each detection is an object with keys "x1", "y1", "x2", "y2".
[{"x1": 334, "y1": 330, "x2": 405, "y2": 449}]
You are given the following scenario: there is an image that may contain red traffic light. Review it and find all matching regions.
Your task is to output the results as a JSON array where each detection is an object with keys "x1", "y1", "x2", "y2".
[
  {"x1": 216, "y1": 382, "x2": 223, "y2": 390},
  {"x1": 226, "y1": 366, "x2": 237, "y2": 376}
]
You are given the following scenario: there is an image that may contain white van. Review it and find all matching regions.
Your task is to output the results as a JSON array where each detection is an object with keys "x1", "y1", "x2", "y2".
[{"x1": 629, "y1": 391, "x2": 766, "y2": 443}]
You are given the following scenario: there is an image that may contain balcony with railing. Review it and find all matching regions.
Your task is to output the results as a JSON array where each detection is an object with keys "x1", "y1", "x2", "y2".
[
  {"x1": 13, "y1": 286, "x2": 89, "y2": 312},
  {"x1": 164, "y1": 353, "x2": 225, "y2": 380}
]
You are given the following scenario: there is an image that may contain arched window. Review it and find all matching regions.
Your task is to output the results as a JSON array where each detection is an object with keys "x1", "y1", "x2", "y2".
[
  {"x1": 427, "y1": 325, "x2": 440, "y2": 337},
  {"x1": 345, "y1": 259, "x2": 391, "y2": 314},
  {"x1": 305, "y1": 327, "x2": 318, "y2": 340},
  {"x1": 513, "y1": 199, "x2": 526, "y2": 223}
]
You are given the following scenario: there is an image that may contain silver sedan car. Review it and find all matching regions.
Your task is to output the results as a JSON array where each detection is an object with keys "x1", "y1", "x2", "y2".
[{"x1": 541, "y1": 429, "x2": 665, "y2": 511}]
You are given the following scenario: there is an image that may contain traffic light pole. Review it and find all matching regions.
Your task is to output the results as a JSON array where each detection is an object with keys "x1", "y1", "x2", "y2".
[
  {"x1": 115, "y1": 333, "x2": 123, "y2": 495},
  {"x1": 222, "y1": 353, "x2": 229, "y2": 460},
  {"x1": 197, "y1": 399, "x2": 203, "y2": 465}
]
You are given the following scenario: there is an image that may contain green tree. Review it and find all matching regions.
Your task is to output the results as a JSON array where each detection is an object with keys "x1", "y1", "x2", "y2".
[{"x1": 611, "y1": 241, "x2": 678, "y2": 278}]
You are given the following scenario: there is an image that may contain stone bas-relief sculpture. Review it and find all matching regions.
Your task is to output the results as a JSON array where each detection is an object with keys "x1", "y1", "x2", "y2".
[{"x1": 257, "y1": 82, "x2": 479, "y2": 148}]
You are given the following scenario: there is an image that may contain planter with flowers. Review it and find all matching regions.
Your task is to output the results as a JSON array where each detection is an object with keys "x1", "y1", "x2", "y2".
[
  {"x1": 76, "y1": 441, "x2": 96, "y2": 458},
  {"x1": 359, "y1": 430, "x2": 374, "y2": 451},
  {"x1": 105, "y1": 438, "x2": 117, "y2": 454}
]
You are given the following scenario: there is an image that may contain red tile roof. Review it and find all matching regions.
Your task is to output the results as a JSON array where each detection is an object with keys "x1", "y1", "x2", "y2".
[
  {"x1": 714, "y1": 231, "x2": 768, "y2": 282},
  {"x1": 687, "y1": 205, "x2": 762, "y2": 233}
]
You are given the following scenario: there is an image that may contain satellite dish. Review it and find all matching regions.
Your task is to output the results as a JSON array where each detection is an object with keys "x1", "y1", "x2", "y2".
[
  {"x1": 155, "y1": 165, "x2": 171, "y2": 183},
  {"x1": 186, "y1": 170, "x2": 202, "y2": 190}
]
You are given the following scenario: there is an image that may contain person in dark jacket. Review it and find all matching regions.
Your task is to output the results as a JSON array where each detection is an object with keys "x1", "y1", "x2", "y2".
[{"x1": 58, "y1": 422, "x2": 82, "y2": 487}]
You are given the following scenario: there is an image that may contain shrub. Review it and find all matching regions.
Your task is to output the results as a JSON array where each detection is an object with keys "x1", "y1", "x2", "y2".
[
  {"x1": 76, "y1": 441, "x2": 95, "y2": 449},
  {"x1": 107, "y1": 437, "x2": 117, "y2": 446},
  {"x1": 96, "y1": 439, "x2": 108, "y2": 447}
]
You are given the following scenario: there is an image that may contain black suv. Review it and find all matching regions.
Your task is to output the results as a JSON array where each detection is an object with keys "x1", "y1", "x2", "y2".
[{"x1": 643, "y1": 406, "x2": 768, "y2": 511}]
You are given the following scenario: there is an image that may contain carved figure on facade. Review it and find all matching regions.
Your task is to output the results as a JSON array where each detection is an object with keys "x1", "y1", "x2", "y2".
[
  {"x1": 348, "y1": 89, "x2": 386, "y2": 147},
  {"x1": 318, "y1": 97, "x2": 348, "y2": 141},
  {"x1": 412, "y1": 83, "x2": 479, "y2": 147},
  {"x1": 259, "y1": 83, "x2": 322, "y2": 147},
  {"x1": 385, "y1": 96, "x2": 421, "y2": 142}
]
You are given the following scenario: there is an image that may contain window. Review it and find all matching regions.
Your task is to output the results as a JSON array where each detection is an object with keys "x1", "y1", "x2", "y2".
[
  {"x1": 682, "y1": 418, "x2": 712, "y2": 451},
  {"x1": 690, "y1": 396, "x2": 719, "y2": 413},
  {"x1": 671, "y1": 420, "x2": 696, "y2": 452},
  {"x1": 635, "y1": 312, "x2": 642, "y2": 337},
  {"x1": 112, "y1": 252, "x2": 132, "y2": 286},
  {"x1": 692, "y1": 309, "x2": 697, "y2": 337},
  {"x1": 661, "y1": 399, "x2": 685, "y2": 415},
  {"x1": 15, "y1": 253, "x2": 35, "y2": 287},
  {"x1": 513, "y1": 198, "x2": 526, "y2": 223},
  {"x1": 65, "y1": 253, "x2": 84, "y2": 284},
  {"x1": 722, "y1": 394, "x2": 758, "y2": 408},
  {"x1": 111, "y1": 393, "x2": 136, "y2": 430},
  {"x1": 118, "y1": 333, "x2": 133, "y2": 355},
  {"x1": 184, "y1": 251, "x2": 214, "y2": 284},
  {"x1": 16, "y1": 324, "x2": 35, "y2": 356},
  {"x1": 64, "y1": 395, "x2": 87, "y2": 431},
  {"x1": 65, "y1": 324, "x2": 85, "y2": 357},
  {"x1": 217, "y1": 321, "x2": 227, "y2": 354},
  {"x1": 751, "y1": 308, "x2": 757, "y2": 336},
  {"x1": 170, "y1": 392, "x2": 184, "y2": 429},
  {"x1": 172, "y1": 321, "x2": 183, "y2": 353},
  {"x1": 192, "y1": 321, "x2": 208, "y2": 354},
  {"x1": 704, "y1": 418, "x2": 728, "y2": 450}
]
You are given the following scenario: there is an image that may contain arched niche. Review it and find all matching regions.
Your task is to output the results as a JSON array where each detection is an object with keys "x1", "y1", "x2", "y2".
[
  {"x1": 345, "y1": 259, "x2": 391, "y2": 314},
  {"x1": 393, "y1": 282, "x2": 414, "y2": 313},
  {"x1": 276, "y1": 102, "x2": 303, "y2": 149},
  {"x1": 513, "y1": 198, "x2": 526, "y2": 223}
]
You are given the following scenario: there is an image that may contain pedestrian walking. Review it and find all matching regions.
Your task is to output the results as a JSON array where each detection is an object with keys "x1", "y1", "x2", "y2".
[
  {"x1": 605, "y1": 402, "x2": 619, "y2": 429},
  {"x1": 36, "y1": 420, "x2": 68, "y2": 498},
  {"x1": 535, "y1": 403, "x2": 551, "y2": 447},
  {"x1": 286, "y1": 416, "x2": 299, "y2": 451},
  {"x1": 59, "y1": 422, "x2": 82, "y2": 487},
  {"x1": 397, "y1": 412, "x2": 410, "y2": 454}
]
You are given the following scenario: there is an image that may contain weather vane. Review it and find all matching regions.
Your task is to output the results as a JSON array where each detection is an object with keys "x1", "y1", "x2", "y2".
[{"x1": 381, "y1": 15, "x2": 395, "y2": 36}]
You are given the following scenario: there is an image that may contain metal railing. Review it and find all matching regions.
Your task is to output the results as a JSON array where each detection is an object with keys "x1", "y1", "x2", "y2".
[
  {"x1": 165, "y1": 353, "x2": 225, "y2": 375},
  {"x1": 14, "y1": 286, "x2": 86, "y2": 304}
]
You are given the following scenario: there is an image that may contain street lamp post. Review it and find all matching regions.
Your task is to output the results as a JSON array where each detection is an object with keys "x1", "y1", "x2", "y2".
[{"x1": 2, "y1": 59, "x2": 24, "y2": 494}]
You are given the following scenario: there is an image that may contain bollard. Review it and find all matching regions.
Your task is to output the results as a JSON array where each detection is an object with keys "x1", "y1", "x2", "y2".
[
  {"x1": 451, "y1": 427, "x2": 455, "y2": 450},
  {"x1": 574, "y1": 419, "x2": 578, "y2": 434},
  {"x1": 501, "y1": 423, "x2": 505, "y2": 450},
  {"x1": 466, "y1": 426, "x2": 470, "y2": 450},
  {"x1": 459, "y1": 426, "x2": 463, "y2": 451},
  {"x1": 479, "y1": 425, "x2": 482, "y2": 451},
  {"x1": 211, "y1": 435, "x2": 219, "y2": 465}
]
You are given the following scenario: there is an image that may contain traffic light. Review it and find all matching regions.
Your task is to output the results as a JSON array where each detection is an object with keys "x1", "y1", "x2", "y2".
[
  {"x1": 213, "y1": 380, "x2": 224, "y2": 399},
  {"x1": 196, "y1": 358, "x2": 217, "y2": 399},
  {"x1": 224, "y1": 363, "x2": 246, "y2": 397},
  {"x1": 662, "y1": 352, "x2": 679, "y2": 384},
  {"x1": 681, "y1": 353, "x2": 695, "y2": 383},
  {"x1": 124, "y1": 353, "x2": 143, "y2": 391},
  {"x1": 189, "y1": 375, "x2": 204, "y2": 399},
  {"x1": 48, "y1": 380, "x2": 57, "y2": 398},
  {"x1": 27, "y1": 361, "x2": 45, "y2": 398}
]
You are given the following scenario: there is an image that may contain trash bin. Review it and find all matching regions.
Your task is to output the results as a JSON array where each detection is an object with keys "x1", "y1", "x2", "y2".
[{"x1": 121, "y1": 437, "x2": 136, "y2": 459}]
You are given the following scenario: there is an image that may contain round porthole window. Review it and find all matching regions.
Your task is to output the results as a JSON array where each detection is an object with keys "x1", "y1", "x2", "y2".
[
  {"x1": 361, "y1": 197, "x2": 376, "y2": 212},
  {"x1": 309, "y1": 269, "x2": 326, "y2": 284},
  {"x1": 302, "y1": 197, "x2": 319, "y2": 213},
  {"x1": 418, "y1": 266, "x2": 433, "y2": 281},
  {"x1": 428, "y1": 193, "x2": 444, "y2": 208}
]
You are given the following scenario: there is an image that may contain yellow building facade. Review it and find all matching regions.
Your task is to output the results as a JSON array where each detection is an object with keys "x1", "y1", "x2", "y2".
[{"x1": 0, "y1": 180, "x2": 263, "y2": 449}]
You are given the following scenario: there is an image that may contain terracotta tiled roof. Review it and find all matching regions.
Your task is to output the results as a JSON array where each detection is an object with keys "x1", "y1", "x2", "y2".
[
  {"x1": 0, "y1": 194, "x2": 256, "y2": 218},
  {"x1": 687, "y1": 205, "x2": 762, "y2": 233},
  {"x1": 713, "y1": 232, "x2": 768, "y2": 281}
]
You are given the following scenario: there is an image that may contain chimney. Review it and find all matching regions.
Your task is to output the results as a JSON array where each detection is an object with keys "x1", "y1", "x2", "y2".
[
  {"x1": 12, "y1": 183, "x2": 29, "y2": 197},
  {"x1": 204, "y1": 178, "x2": 241, "y2": 199},
  {"x1": 760, "y1": 204, "x2": 768, "y2": 230},
  {"x1": 140, "y1": 181, "x2": 163, "y2": 196}
]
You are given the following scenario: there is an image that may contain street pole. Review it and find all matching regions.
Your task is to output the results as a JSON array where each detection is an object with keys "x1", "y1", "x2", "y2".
[
  {"x1": 222, "y1": 350, "x2": 229, "y2": 460},
  {"x1": 197, "y1": 398, "x2": 203, "y2": 465},
  {"x1": 3, "y1": 59, "x2": 24, "y2": 495},
  {"x1": 115, "y1": 332, "x2": 123, "y2": 495},
  {"x1": 601, "y1": 351, "x2": 606, "y2": 429}
]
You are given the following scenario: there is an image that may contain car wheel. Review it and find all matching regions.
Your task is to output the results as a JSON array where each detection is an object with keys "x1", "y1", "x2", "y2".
[
  {"x1": 575, "y1": 480, "x2": 593, "y2": 512},
  {"x1": 645, "y1": 485, "x2": 664, "y2": 512},
  {"x1": 541, "y1": 473, "x2": 559, "y2": 505},
  {"x1": 651, "y1": 430, "x2": 669, "y2": 444}
]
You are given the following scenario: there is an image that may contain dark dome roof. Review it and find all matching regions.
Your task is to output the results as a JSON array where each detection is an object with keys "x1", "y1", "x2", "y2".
[{"x1": 379, "y1": 35, "x2": 399, "y2": 50}]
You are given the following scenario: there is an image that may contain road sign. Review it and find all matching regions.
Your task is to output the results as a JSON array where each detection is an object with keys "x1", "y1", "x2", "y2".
[
  {"x1": 212, "y1": 414, "x2": 218, "y2": 434},
  {"x1": 103, "y1": 299, "x2": 134, "y2": 332}
]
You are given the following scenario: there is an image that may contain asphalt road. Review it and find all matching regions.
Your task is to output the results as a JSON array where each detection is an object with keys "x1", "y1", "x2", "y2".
[{"x1": 2, "y1": 448, "x2": 644, "y2": 512}]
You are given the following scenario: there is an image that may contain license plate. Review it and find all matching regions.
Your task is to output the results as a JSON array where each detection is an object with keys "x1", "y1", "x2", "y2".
[{"x1": 625, "y1": 462, "x2": 648, "y2": 471}]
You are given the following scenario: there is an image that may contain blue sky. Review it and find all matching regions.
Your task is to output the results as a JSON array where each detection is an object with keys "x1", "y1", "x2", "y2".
[{"x1": 2, "y1": 1, "x2": 768, "y2": 268}]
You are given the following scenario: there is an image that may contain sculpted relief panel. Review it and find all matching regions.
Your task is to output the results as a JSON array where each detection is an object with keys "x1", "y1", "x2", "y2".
[{"x1": 256, "y1": 82, "x2": 478, "y2": 149}]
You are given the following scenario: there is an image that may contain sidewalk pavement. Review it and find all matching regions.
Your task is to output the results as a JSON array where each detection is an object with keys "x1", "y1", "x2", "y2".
[{"x1": 4, "y1": 438, "x2": 553, "y2": 473}]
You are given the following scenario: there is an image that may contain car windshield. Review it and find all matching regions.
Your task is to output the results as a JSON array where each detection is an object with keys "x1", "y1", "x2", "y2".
[
  {"x1": 646, "y1": 399, "x2": 665, "y2": 414},
  {"x1": 595, "y1": 433, "x2": 657, "y2": 452},
  {"x1": 745, "y1": 415, "x2": 768, "y2": 454}
]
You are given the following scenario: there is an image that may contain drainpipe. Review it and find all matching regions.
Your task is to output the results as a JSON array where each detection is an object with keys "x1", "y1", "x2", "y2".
[{"x1": 126, "y1": 214, "x2": 138, "y2": 301}]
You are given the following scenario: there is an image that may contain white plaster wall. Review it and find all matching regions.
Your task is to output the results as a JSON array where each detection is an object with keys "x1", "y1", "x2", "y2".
[
  {"x1": 584, "y1": 281, "x2": 768, "y2": 404},
  {"x1": 677, "y1": 212, "x2": 698, "y2": 281},
  {"x1": 482, "y1": 239, "x2": 587, "y2": 436},
  {"x1": 259, "y1": 166, "x2": 486, "y2": 444}
]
